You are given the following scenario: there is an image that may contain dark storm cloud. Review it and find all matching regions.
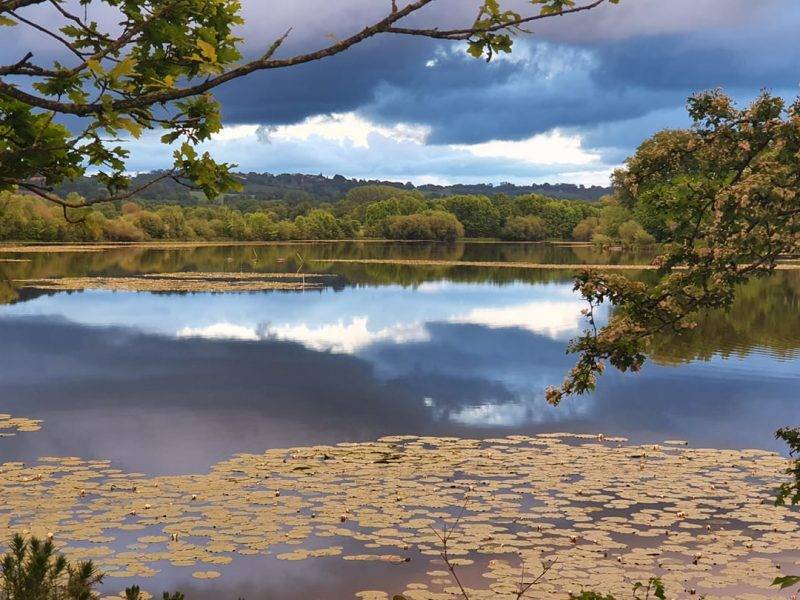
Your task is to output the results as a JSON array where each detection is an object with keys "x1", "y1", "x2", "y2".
[
  {"x1": 4, "y1": 0, "x2": 798, "y2": 179},
  {"x1": 591, "y1": 29, "x2": 800, "y2": 93},
  {"x1": 212, "y1": 3, "x2": 800, "y2": 147},
  {"x1": 214, "y1": 37, "x2": 440, "y2": 124}
]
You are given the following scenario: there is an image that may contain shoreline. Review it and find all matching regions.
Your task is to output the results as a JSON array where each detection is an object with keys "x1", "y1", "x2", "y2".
[{"x1": 0, "y1": 239, "x2": 617, "y2": 253}]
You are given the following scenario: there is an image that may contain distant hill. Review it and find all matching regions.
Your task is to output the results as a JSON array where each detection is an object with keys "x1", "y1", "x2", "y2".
[
  {"x1": 55, "y1": 172, "x2": 612, "y2": 204},
  {"x1": 417, "y1": 181, "x2": 611, "y2": 201}
]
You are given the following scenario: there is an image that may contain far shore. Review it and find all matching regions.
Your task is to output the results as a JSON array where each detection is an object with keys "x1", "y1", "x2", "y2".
[{"x1": 0, "y1": 239, "x2": 597, "y2": 253}]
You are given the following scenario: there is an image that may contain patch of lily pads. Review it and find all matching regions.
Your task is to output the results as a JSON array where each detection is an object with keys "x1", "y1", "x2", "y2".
[
  {"x1": 0, "y1": 413, "x2": 42, "y2": 437},
  {"x1": 1, "y1": 431, "x2": 797, "y2": 599}
]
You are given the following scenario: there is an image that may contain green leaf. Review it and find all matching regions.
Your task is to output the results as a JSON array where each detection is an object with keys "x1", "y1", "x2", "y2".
[
  {"x1": 109, "y1": 57, "x2": 137, "y2": 80},
  {"x1": 196, "y1": 39, "x2": 218, "y2": 63},
  {"x1": 116, "y1": 118, "x2": 143, "y2": 138},
  {"x1": 86, "y1": 59, "x2": 104, "y2": 75},
  {"x1": 0, "y1": 15, "x2": 16, "y2": 26},
  {"x1": 467, "y1": 41, "x2": 485, "y2": 58},
  {"x1": 772, "y1": 575, "x2": 800, "y2": 590}
]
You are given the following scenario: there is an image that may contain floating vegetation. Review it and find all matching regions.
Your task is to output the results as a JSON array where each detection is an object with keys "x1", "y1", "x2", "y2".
[
  {"x1": 0, "y1": 434, "x2": 796, "y2": 598},
  {"x1": 0, "y1": 413, "x2": 42, "y2": 437},
  {"x1": 312, "y1": 258, "x2": 800, "y2": 271},
  {"x1": 0, "y1": 244, "x2": 122, "y2": 253},
  {"x1": 312, "y1": 258, "x2": 655, "y2": 271},
  {"x1": 14, "y1": 272, "x2": 337, "y2": 293}
]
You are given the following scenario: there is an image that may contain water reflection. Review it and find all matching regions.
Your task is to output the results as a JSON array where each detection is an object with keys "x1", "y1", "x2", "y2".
[
  {"x1": 0, "y1": 282, "x2": 587, "y2": 352},
  {"x1": 1, "y1": 242, "x2": 799, "y2": 475},
  {"x1": 1, "y1": 309, "x2": 797, "y2": 475},
  {"x1": 0, "y1": 240, "x2": 650, "y2": 304}
]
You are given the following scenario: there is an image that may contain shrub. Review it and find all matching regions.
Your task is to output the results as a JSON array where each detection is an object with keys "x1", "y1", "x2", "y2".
[
  {"x1": 384, "y1": 211, "x2": 464, "y2": 241},
  {"x1": 439, "y1": 195, "x2": 501, "y2": 238},
  {"x1": 0, "y1": 535, "x2": 185, "y2": 600},
  {"x1": 572, "y1": 217, "x2": 599, "y2": 241},
  {"x1": 500, "y1": 215, "x2": 548, "y2": 241},
  {"x1": 617, "y1": 220, "x2": 655, "y2": 245},
  {"x1": 102, "y1": 218, "x2": 146, "y2": 242}
]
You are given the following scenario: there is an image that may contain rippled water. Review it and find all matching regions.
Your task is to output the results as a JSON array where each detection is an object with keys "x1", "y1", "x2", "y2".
[{"x1": 0, "y1": 241, "x2": 798, "y2": 598}]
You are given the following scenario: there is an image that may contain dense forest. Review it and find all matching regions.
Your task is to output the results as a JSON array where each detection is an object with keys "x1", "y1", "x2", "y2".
[
  {"x1": 54, "y1": 172, "x2": 611, "y2": 204},
  {"x1": 0, "y1": 184, "x2": 656, "y2": 244}
]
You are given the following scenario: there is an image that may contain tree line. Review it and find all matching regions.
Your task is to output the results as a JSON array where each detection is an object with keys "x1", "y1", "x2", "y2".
[
  {"x1": 55, "y1": 172, "x2": 612, "y2": 204},
  {"x1": 0, "y1": 186, "x2": 656, "y2": 245}
]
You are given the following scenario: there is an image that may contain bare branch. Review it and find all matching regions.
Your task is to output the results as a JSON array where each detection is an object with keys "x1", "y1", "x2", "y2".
[
  {"x1": 47, "y1": 0, "x2": 113, "y2": 45},
  {"x1": 8, "y1": 9, "x2": 87, "y2": 61},
  {"x1": 387, "y1": 0, "x2": 607, "y2": 39},
  {"x1": 515, "y1": 558, "x2": 557, "y2": 599},
  {"x1": 10, "y1": 170, "x2": 181, "y2": 208},
  {"x1": 1, "y1": 0, "x2": 608, "y2": 116},
  {"x1": 0, "y1": 0, "x2": 439, "y2": 116},
  {"x1": 0, "y1": 0, "x2": 47, "y2": 12}
]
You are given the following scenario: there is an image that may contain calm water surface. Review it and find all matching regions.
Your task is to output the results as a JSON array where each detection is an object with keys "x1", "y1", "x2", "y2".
[{"x1": 1, "y1": 241, "x2": 799, "y2": 597}]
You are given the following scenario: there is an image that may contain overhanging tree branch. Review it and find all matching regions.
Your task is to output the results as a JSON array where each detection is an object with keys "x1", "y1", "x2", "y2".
[
  {"x1": 0, "y1": 0, "x2": 610, "y2": 116},
  {"x1": 0, "y1": 0, "x2": 613, "y2": 207}
]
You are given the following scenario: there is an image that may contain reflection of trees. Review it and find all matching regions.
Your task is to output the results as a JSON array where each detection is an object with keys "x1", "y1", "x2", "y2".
[
  {"x1": 570, "y1": 244, "x2": 658, "y2": 266},
  {"x1": 460, "y1": 242, "x2": 658, "y2": 266},
  {"x1": 651, "y1": 271, "x2": 800, "y2": 364},
  {"x1": 0, "y1": 266, "x2": 18, "y2": 303},
  {"x1": 4, "y1": 243, "x2": 798, "y2": 362},
  {"x1": 3, "y1": 242, "x2": 652, "y2": 297}
]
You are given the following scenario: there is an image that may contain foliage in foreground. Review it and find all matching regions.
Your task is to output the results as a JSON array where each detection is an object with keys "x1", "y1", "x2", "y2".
[
  {"x1": 1, "y1": 535, "x2": 102, "y2": 600},
  {"x1": 547, "y1": 90, "x2": 800, "y2": 404},
  {"x1": 0, "y1": 535, "x2": 183, "y2": 600}
]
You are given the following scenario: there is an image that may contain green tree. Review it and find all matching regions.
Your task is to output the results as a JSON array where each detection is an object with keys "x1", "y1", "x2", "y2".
[
  {"x1": 572, "y1": 216, "x2": 599, "y2": 241},
  {"x1": 512, "y1": 194, "x2": 596, "y2": 239},
  {"x1": 364, "y1": 195, "x2": 429, "y2": 235},
  {"x1": 617, "y1": 219, "x2": 654, "y2": 245},
  {"x1": 294, "y1": 209, "x2": 343, "y2": 239},
  {"x1": 500, "y1": 215, "x2": 548, "y2": 241},
  {"x1": 546, "y1": 90, "x2": 800, "y2": 404},
  {"x1": 440, "y1": 195, "x2": 501, "y2": 237},
  {"x1": 1, "y1": 534, "x2": 103, "y2": 600},
  {"x1": 134, "y1": 210, "x2": 167, "y2": 239},
  {"x1": 585, "y1": 203, "x2": 655, "y2": 246},
  {"x1": 384, "y1": 210, "x2": 464, "y2": 241},
  {"x1": 338, "y1": 185, "x2": 422, "y2": 220},
  {"x1": 245, "y1": 212, "x2": 278, "y2": 241}
]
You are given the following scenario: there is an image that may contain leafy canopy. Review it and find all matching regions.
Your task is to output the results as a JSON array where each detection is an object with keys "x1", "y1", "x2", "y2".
[{"x1": 547, "y1": 90, "x2": 800, "y2": 403}]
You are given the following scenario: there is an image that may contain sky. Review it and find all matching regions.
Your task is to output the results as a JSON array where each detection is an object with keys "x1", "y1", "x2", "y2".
[{"x1": 6, "y1": 0, "x2": 800, "y2": 186}]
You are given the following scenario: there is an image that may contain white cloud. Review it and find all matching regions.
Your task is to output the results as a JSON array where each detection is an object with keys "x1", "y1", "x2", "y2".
[
  {"x1": 256, "y1": 112, "x2": 430, "y2": 148},
  {"x1": 175, "y1": 316, "x2": 429, "y2": 353},
  {"x1": 125, "y1": 111, "x2": 613, "y2": 186},
  {"x1": 178, "y1": 322, "x2": 260, "y2": 341},
  {"x1": 210, "y1": 125, "x2": 260, "y2": 142},
  {"x1": 531, "y1": 168, "x2": 618, "y2": 187},
  {"x1": 269, "y1": 316, "x2": 429, "y2": 353},
  {"x1": 450, "y1": 129, "x2": 600, "y2": 166},
  {"x1": 451, "y1": 300, "x2": 586, "y2": 339},
  {"x1": 448, "y1": 402, "x2": 530, "y2": 427}
]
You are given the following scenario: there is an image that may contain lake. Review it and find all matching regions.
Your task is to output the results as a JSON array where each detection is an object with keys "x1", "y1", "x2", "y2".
[{"x1": 1, "y1": 241, "x2": 799, "y2": 599}]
